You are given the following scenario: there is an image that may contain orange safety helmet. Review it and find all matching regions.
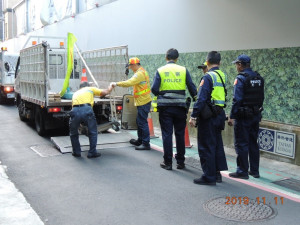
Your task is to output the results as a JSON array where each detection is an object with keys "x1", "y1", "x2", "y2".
[{"x1": 128, "y1": 57, "x2": 140, "y2": 65}]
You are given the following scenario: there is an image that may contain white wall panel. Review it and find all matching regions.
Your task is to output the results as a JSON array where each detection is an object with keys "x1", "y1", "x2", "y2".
[{"x1": 2, "y1": 0, "x2": 300, "y2": 54}]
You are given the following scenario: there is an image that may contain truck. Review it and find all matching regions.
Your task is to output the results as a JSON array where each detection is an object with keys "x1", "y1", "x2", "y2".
[
  {"x1": 0, "y1": 48, "x2": 19, "y2": 104},
  {"x1": 15, "y1": 36, "x2": 129, "y2": 136}
]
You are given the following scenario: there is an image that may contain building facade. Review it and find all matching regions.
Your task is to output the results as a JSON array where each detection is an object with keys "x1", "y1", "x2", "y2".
[{"x1": 1, "y1": 0, "x2": 300, "y2": 127}]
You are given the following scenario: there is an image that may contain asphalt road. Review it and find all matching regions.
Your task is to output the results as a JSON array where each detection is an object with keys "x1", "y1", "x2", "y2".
[{"x1": 0, "y1": 104, "x2": 300, "y2": 225}]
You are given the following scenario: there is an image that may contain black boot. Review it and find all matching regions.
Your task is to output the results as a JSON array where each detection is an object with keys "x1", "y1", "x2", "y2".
[
  {"x1": 160, "y1": 161, "x2": 172, "y2": 170},
  {"x1": 129, "y1": 139, "x2": 142, "y2": 146},
  {"x1": 216, "y1": 172, "x2": 222, "y2": 183},
  {"x1": 135, "y1": 144, "x2": 150, "y2": 150}
]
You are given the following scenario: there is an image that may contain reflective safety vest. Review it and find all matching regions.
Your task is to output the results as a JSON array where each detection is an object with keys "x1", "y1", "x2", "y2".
[
  {"x1": 133, "y1": 67, "x2": 151, "y2": 98},
  {"x1": 157, "y1": 63, "x2": 187, "y2": 107},
  {"x1": 207, "y1": 70, "x2": 226, "y2": 107},
  {"x1": 158, "y1": 64, "x2": 186, "y2": 91}
]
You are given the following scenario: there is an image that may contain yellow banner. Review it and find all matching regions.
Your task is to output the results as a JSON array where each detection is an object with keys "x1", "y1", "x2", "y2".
[{"x1": 60, "y1": 33, "x2": 77, "y2": 97}]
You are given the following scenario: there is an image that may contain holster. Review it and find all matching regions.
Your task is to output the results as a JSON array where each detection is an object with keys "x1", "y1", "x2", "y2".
[
  {"x1": 237, "y1": 106, "x2": 254, "y2": 119},
  {"x1": 199, "y1": 103, "x2": 223, "y2": 120}
]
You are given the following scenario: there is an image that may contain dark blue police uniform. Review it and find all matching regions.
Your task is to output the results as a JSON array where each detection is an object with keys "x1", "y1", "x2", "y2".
[
  {"x1": 151, "y1": 62, "x2": 197, "y2": 166},
  {"x1": 230, "y1": 68, "x2": 264, "y2": 176},
  {"x1": 191, "y1": 67, "x2": 228, "y2": 182}
]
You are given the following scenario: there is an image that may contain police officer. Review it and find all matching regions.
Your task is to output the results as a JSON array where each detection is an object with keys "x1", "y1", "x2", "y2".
[
  {"x1": 70, "y1": 82, "x2": 113, "y2": 158},
  {"x1": 197, "y1": 61, "x2": 208, "y2": 74},
  {"x1": 189, "y1": 51, "x2": 228, "y2": 185},
  {"x1": 151, "y1": 48, "x2": 197, "y2": 170},
  {"x1": 110, "y1": 57, "x2": 152, "y2": 150},
  {"x1": 228, "y1": 54, "x2": 264, "y2": 179}
]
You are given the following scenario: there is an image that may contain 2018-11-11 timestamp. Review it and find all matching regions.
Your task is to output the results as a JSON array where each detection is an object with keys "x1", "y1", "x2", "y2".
[{"x1": 225, "y1": 196, "x2": 284, "y2": 205}]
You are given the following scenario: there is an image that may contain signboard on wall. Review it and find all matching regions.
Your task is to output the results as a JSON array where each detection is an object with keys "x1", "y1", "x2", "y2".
[{"x1": 258, "y1": 128, "x2": 296, "y2": 158}]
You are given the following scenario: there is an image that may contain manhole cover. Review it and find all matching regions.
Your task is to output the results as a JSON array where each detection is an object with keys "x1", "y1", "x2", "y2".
[
  {"x1": 203, "y1": 197, "x2": 277, "y2": 222},
  {"x1": 30, "y1": 145, "x2": 61, "y2": 157}
]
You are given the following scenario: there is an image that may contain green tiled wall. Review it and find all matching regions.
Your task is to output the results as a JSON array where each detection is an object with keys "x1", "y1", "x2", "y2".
[{"x1": 131, "y1": 47, "x2": 300, "y2": 126}]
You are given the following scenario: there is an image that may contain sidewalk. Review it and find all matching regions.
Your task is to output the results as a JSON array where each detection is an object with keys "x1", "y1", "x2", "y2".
[
  {"x1": 0, "y1": 161, "x2": 44, "y2": 225},
  {"x1": 145, "y1": 127, "x2": 300, "y2": 202}
]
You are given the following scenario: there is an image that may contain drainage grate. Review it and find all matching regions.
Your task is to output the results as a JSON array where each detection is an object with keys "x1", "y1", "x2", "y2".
[
  {"x1": 273, "y1": 178, "x2": 300, "y2": 192},
  {"x1": 203, "y1": 197, "x2": 277, "y2": 222},
  {"x1": 30, "y1": 145, "x2": 62, "y2": 157}
]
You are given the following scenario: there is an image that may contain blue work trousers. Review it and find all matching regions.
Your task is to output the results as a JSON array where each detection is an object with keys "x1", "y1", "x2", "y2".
[
  {"x1": 159, "y1": 106, "x2": 187, "y2": 165},
  {"x1": 136, "y1": 102, "x2": 151, "y2": 145},
  {"x1": 234, "y1": 114, "x2": 261, "y2": 175},
  {"x1": 69, "y1": 105, "x2": 98, "y2": 155},
  {"x1": 197, "y1": 110, "x2": 228, "y2": 182}
]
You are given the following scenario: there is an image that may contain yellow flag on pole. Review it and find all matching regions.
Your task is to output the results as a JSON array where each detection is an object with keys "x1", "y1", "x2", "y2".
[{"x1": 60, "y1": 32, "x2": 77, "y2": 97}]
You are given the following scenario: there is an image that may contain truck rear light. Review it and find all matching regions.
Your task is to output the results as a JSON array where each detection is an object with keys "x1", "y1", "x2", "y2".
[
  {"x1": 116, "y1": 105, "x2": 122, "y2": 111},
  {"x1": 4, "y1": 86, "x2": 13, "y2": 93},
  {"x1": 48, "y1": 107, "x2": 62, "y2": 113}
]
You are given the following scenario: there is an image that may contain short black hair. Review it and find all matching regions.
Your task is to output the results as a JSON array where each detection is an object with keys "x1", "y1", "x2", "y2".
[
  {"x1": 207, "y1": 51, "x2": 221, "y2": 64},
  {"x1": 80, "y1": 82, "x2": 90, "y2": 88},
  {"x1": 166, "y1": 48, "x2": 179, "y2": 60}
]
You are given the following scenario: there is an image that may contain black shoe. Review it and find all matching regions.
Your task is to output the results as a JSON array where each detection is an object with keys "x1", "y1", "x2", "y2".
[
  {"x1": 229, "y1": 172, "x2": 249, "y2": 179},
  {"x1": 160, "y1": 162, "x2": 172, "y2": 170},
  {"x1": 249, "y1": 171, "x2": 260, "y2": 178},
  {"x1": 193, "y1": 177, "x2": 216, "y2": 185},
  {"x1": 72, "y1": 153, "x2": 81, "y2": 158},
  {"x1": 129, "y1": 139, "x2": 142, "y2": 146},
  {"x1": 87, "y1": 152, "x2": 101, "y2": 158},
  {"x1": 216, "y1": 172, "x2": 222, "y2": 183},
  {"x1": 176, "y1": 163, "x2": 185, "y2": 169},
  {"x1": 135, "y1": 144, "x2": 150, "y2": 150}
]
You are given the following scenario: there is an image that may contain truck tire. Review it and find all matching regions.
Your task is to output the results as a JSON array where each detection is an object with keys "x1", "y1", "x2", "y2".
[
  {"x1": 0, "y1": 93, "x2": 4, "y2": 104},
  {"x1": 17, "y1": 99, "x2": 27, "y2": 121},
  {"x1": 35, "y1": 107, "x2": 46, "y2": 136}
]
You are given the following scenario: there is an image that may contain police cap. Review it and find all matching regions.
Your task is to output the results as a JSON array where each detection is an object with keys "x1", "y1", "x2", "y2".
[
  {"x1": 232, "y1": 54, "x2": 251, "y2": 64},
  {"x1": 197, "y1": 61, "x2": 207, "y2": 69}
]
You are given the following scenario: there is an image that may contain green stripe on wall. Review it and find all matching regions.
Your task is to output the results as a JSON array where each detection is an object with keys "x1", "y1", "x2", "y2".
[{"x1": 130, "y1": 47, "x2": 300, "y2": 126}]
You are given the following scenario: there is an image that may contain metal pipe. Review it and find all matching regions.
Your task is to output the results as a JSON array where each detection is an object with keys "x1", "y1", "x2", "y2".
[{"x1": 74, "y1": 43, "x2": 99, "y2": 88}]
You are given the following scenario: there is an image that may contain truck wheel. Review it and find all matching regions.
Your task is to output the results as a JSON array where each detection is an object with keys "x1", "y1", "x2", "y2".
[
  {"x1": 17, "y1": 100, "x2": 27, "y2": 121},
  {"x1": 35, "y1": 107, "x2": 46, "y2": 136},
  {"x1": 0, "y1": 93, "x2": 4, "y2": 104}
]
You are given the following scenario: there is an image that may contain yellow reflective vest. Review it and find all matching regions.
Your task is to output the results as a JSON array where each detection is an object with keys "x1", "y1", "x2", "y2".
[
  {"x1": 117, "y1": 67, "x2": 151, "y2": 106},
  {"x1": 158, "y1": 63, "x2": 186, "y2": 91},
  {"x1": 157, "y1": 63, "x2": 187, "y2": 107},
  {"x1": 207, "y1": 70, "x2": 226, "y2": 107}
]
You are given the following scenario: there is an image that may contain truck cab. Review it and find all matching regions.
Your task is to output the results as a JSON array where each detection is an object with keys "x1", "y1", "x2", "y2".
[{"x1": 0, "y1": 48, "x2": 19, "y2": 104}]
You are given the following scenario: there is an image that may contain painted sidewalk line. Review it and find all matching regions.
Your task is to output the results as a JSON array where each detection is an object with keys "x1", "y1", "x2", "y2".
[
  {"x1": 149, "y1": 143, "x2": 300, "y2": 203},
  {"x1": 129, "y1": 131, "x2": 300, "y2": 202}
]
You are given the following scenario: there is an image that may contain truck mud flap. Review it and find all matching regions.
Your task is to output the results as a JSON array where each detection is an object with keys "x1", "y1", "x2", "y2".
[{"x1": 51, "y1": 132, "x2": 134, "y2": 153}]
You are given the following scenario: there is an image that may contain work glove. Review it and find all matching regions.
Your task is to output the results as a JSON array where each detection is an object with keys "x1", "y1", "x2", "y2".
[{"x1": 110, "y1": 82, "x2": 117, "y2": 88}]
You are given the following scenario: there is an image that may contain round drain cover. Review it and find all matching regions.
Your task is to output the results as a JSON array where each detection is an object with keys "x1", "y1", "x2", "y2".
[{"x1": 203, "y1": 197, "x2": 277, "y2": 222}]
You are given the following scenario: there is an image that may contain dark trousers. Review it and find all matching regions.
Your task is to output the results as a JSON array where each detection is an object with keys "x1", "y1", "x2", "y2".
[
  {"x1": 197, "y1": 110, "x2": 228, "y2": 182},
  {"x1": 136, "y1": 102, "x2": 151, "y2": 145},
  {"x1": 69, "y1": 105, "x2": 98, "y2": 156},
  {"x1": 159, "y1": 106, "x2": 187, "y2": 165},
  {"x1": 234, "y1": 114, "x2": 261, "y2": 175}
]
